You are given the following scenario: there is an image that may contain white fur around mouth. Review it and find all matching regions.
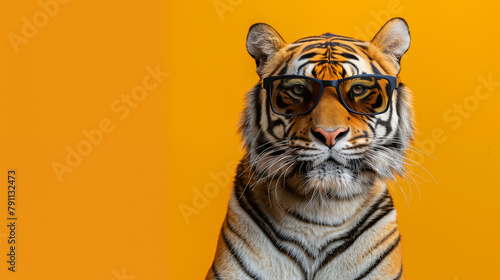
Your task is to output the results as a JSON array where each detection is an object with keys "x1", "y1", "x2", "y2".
[
  {"x1": 311, "y1": 159, "x2": 350, "y2": 178},
  {"x1": 301, "y1": 157, "x2": 371, "y2": 198}
]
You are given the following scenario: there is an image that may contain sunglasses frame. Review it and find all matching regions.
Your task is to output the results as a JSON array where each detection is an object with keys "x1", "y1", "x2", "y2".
[{"x1": 262, "y1": 74, "x2": 398, "y2": 117}]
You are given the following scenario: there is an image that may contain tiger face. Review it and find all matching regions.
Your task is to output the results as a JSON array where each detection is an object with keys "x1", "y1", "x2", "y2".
[{"x1": 241, "y1": 18, "x2": 413, "y2": 199}]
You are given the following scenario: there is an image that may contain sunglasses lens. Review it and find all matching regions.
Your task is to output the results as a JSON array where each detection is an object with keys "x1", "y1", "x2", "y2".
[
  {"x1": 270, "y1": 77, "x2": 322, "y2": 116},
  {"x1": 339, "y1": 76, "x2": 392, "y2": 114}
]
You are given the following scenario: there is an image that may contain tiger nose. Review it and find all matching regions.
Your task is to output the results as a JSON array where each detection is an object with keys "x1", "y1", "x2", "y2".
[{"x1": 313, "y1": 127, "x2": 347, "y2": 148}]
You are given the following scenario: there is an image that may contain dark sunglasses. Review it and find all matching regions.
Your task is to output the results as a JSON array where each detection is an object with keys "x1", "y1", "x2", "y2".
[{"x1": 261, "y1": 74, "x2": 398, "y2": 116}]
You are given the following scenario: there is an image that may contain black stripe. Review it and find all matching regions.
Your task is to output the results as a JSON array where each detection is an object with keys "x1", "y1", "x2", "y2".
[
  {"x1": 325, "y1": 189, "x2": 364, "y2": 201},
  {"x1": 254, "y1": 133, "x2": 272, "y2": 154},
  {"x1": 373, "y1": 93, "x2": 383, "y2": 109},
  {"x1": 392, "y1": 265, "x2": 403, "y2": 280},
  {"x1": 374, "y1": 101, "x2": 394, "y2": 136},
  {"x1": 226, "y1": 212, "x2": 254, "y2": 250},
  {"x1": 330, "y1": 42, "x2": 357, "y2": 53},
  {"x1": 277, "y1": 54, "x2": 295, "y2": 76},
  {"x1": 264, "y1": 88, "x2": 284, "y2": 140},
  {"x1": 252, "y1": 132, "x2": 287, "y2": 155},
  {"x1": 342, "y1": 61, "x2": 359, "y2": 75},
  {"x1": 268, "y1": 55, "x2": 289, "y2": 77},
  {"x1": 344, "y1": 144, "x2": 370, "y2": 150},
  {"x1": 352, "y1": 235, "x2": 401, "y2": 280},
  {"x1": 366, "y1": 121, "x2": 376, "y2": 137},
  {"x1": 294, "y1": 38, "x2": 326, "y2": 44},
  {"x1": 336, "y1": 52, "x2": 359, "y2": 60},
  {"x1": 299, "y1": 41, "x2": 358, "y2": 54},
  {"x1": 252, "y1": 85, "x2": 262, "y2": 132},
  {"x1": 298, "y1": 52, "x2": 319, "y2": 60},
  {"x1": 221, "y1": 229, "x2": 262, "y2": 280},
  {"x1": 372, "y1": 58, "x2": 390, "y2": 74},
  {"x1": 371, "y1": 227, "x2": 398, "y2": 252},
  {"x1": 267, "y1": 118, "x2": 285, "y2": 139},
  {"x1": 351, "y1": 130, "x2": 369, "y2": 140},
  {"x1": 317, "y1": 190, "x2": 390, "y2": 253},
  {"x1": 285, "y1": 44, "x2": 301, "y2": 52},
  {"x1": 385, "y1": 128, "x2": 403, "y2": 151},
  {"x1": 284, "y1": 120, "x2": 296, "y2": 137},
  {"x1": 370, "y1": 61, "x2": 382, "y2": 74},
  {"x1": 285, "y1": 209, "x2": 347, "y2": 227},
  {"x1": 211, "y1": 263, "x2": 223, "y2": 280},
  {"x1": 269, "y1": 148, "x2": 286, "y2": 157},
  {"x1": 268, "y1": 52, "x2": 294, "y2": 77},
  {"x1": 297, "y1": 61, "x2": 315, "y2": 75},
  {"x1": 234, "y1": 183, "x2": 309, "y2": 278},
  {"x1": 238, "y1": 183, "x2": 314, "y2": 257},
  {"x1": 353, "y1": 42, "x2": 368, "y2": 50},
  {"x1": 311, "y1": 67, "x2": 318, "y2": 78},
  {"x1": 290, "y1": 131, "x2": 310, "y2": 142},
  {"x1": 315, "y1": 190, "x2": 394, "y2": 273},
  {"x1": 321, "y1": 201, "x2": 395, "y2": 264}
]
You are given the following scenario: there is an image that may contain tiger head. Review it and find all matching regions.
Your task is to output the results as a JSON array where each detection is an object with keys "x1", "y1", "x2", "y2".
[{"x1": 240, "y1": 18, "x2": 413, "y2": 199}]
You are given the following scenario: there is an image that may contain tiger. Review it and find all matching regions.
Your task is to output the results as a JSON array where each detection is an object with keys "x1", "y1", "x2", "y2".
[{"x1": 206, "y1": 17, "x2": 413, "y2": 280}]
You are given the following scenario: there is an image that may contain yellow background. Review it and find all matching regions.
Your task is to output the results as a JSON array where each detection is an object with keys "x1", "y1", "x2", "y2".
[{"x1": 0, "y1": 0, "x2": 499, "y2": 279}]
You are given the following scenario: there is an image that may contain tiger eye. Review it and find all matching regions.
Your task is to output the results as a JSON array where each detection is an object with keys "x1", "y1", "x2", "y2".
[
  {"x1": 292, "y1": 84, "x2": 306, "y2": 95},
  {"x1": 351, "y1": 85, "x2": 366, "y2": 95}
]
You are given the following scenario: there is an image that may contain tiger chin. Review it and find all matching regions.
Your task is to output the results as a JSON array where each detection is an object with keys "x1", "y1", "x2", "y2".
[{"x1": 207, "y1": 18, "x2": 413, "y2": 280}]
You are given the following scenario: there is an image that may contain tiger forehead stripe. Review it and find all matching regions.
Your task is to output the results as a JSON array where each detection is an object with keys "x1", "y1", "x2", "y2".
[
  {"x1": 300, "y1": 42, "x2": 358, "y2": 55},
  {"x1": 289, "y1": 39, "x2": 371, "y2": 79},
  {"x1": 271, "y1": 37, "x2": 370, "y2": 78},
  {"x1": 296, "y1": 36, "x2": 368, "y2": 50}
]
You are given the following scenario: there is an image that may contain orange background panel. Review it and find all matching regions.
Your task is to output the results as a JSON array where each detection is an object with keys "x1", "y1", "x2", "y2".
[{"x1": 0, "y1": 0, "x2": 499, "y2": 279}]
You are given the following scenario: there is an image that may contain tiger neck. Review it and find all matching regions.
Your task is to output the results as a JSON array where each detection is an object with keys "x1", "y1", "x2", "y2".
[{"x1": 235, "y1": 159, "x2": 391, "y2": 227}]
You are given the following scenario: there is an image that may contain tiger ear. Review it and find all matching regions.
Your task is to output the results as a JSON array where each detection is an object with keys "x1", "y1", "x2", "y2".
[
  {"x1": 371, "y1": 18, "x2": 410, "y2": 64},
  {"x1": 246, "y1": 23, "x2": 287, "y2": 74}
]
